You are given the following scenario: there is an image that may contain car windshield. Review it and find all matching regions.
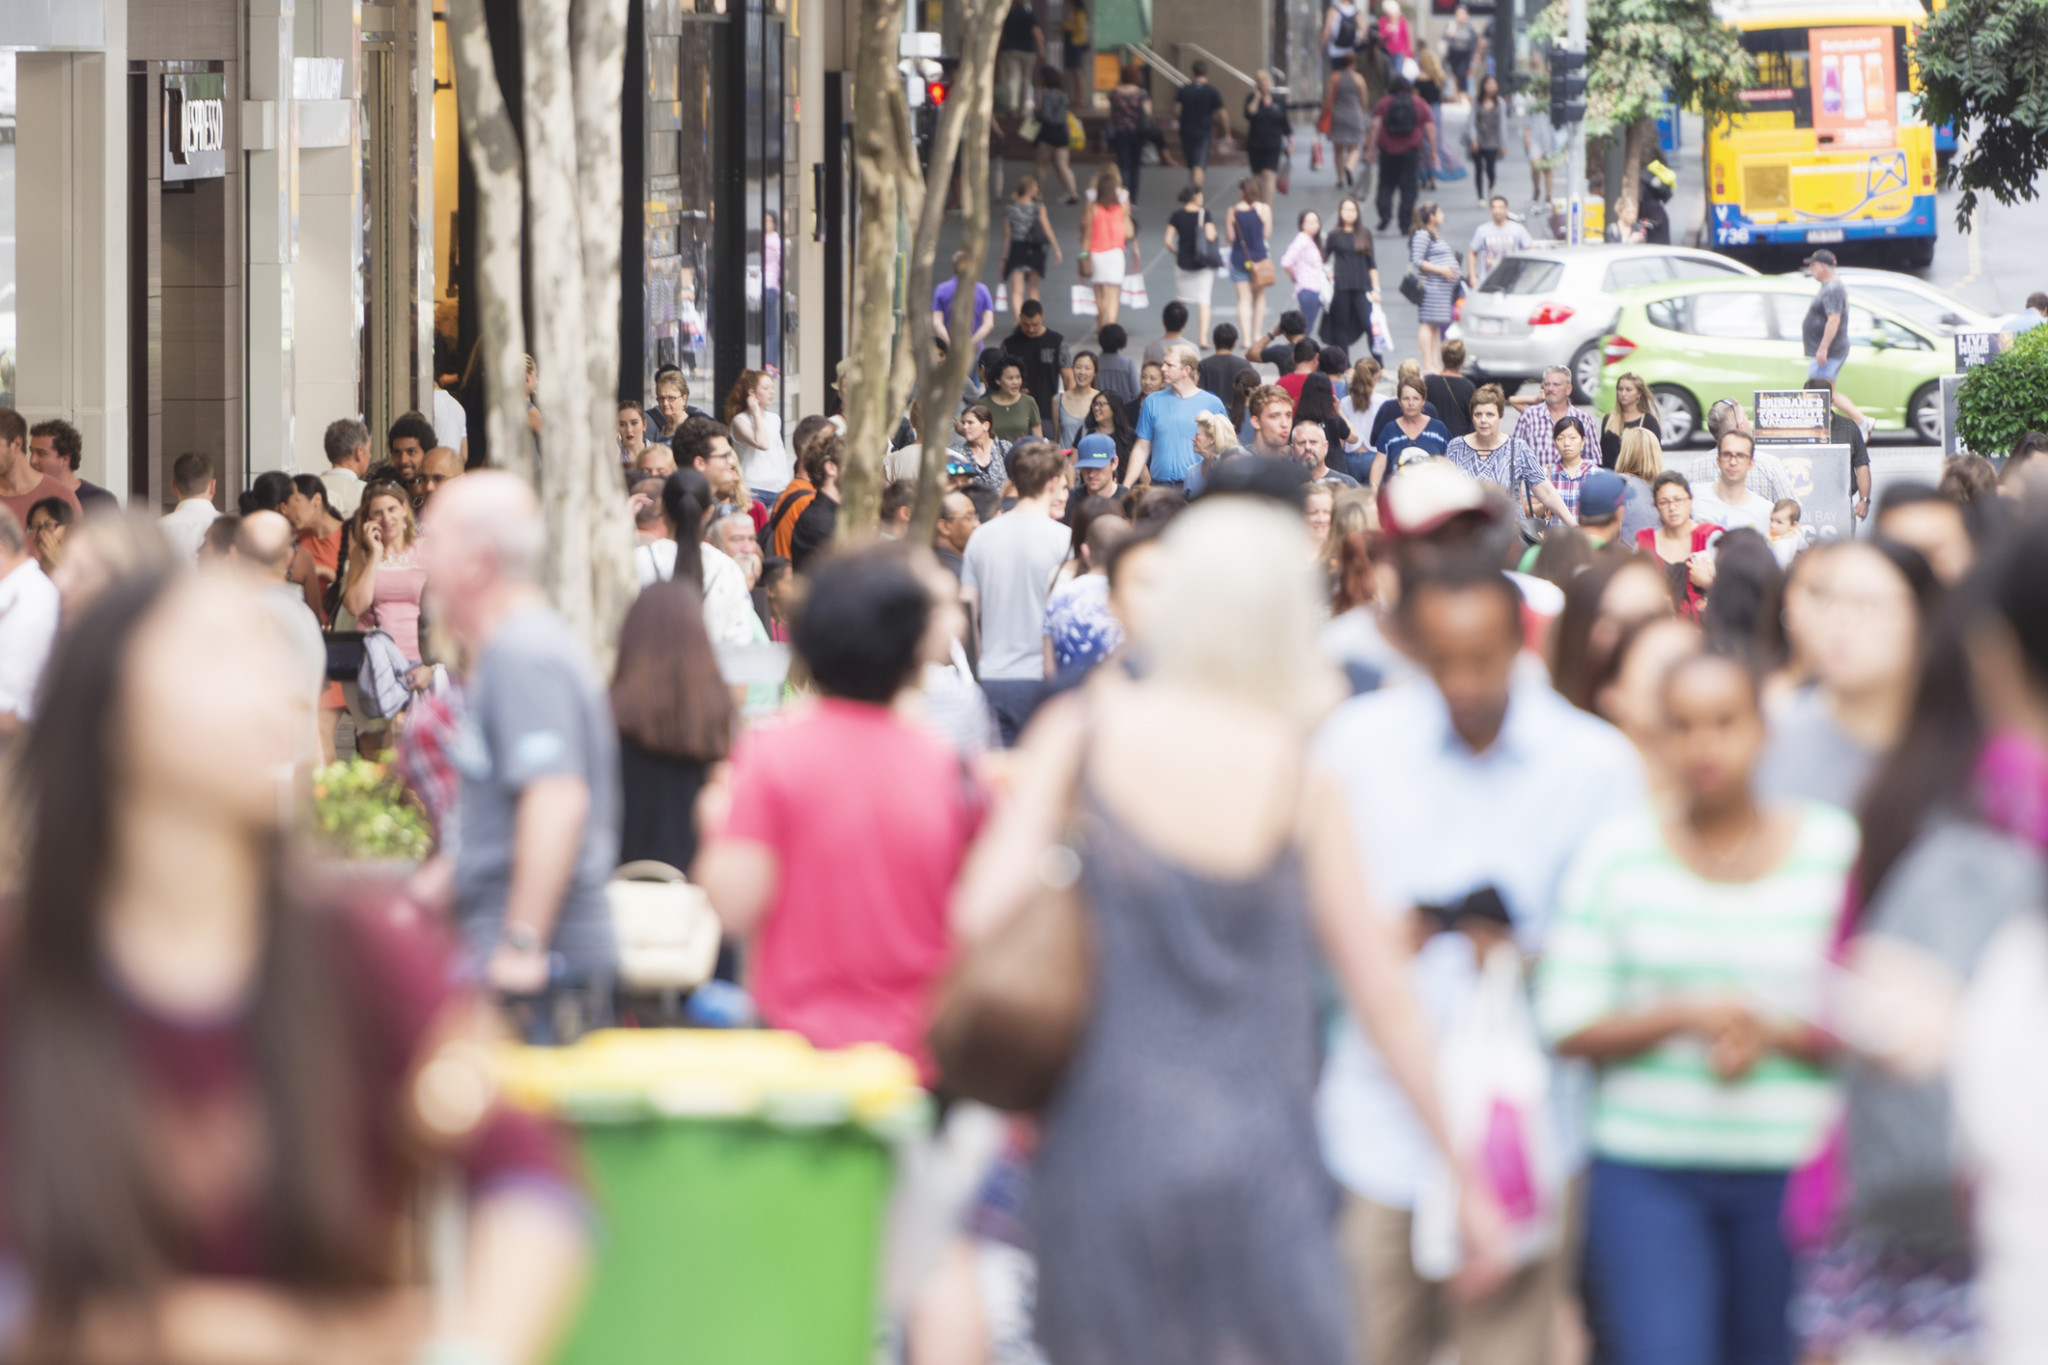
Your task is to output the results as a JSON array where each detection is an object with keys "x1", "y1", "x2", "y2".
[
  {"x1": 1849, "y1": 284, "x2": 1969, "y2": 333},
  {"x1": 1479, "y1": 258, "x2": 1564, "y2": 294}
]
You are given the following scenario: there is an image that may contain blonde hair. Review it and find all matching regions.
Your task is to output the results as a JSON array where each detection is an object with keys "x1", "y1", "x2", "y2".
[
  {"x1": 1605, "y1": 372, "x2": 1650, "y2": 432},
  {"x1": 1163, "y1": 341, "x2": 1202, "y2": 373},
  {"x1": 1150, "y1": 499, "x2": 1338, "y2": 724},
  {"x1": 1194, "y1": 410, "x2": 1241, "y2": 455},
  {"x1": 1396, "y1": 358, "x2": 1423, "y2": 391},
  {"x1": 1616, "y1": 427, "x2": 1664, "y2": 481}
]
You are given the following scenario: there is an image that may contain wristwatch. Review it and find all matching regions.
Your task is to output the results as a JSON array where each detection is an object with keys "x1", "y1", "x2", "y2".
[{"x1": 502, "y1": 923, "x2": 542, "y2": 953}]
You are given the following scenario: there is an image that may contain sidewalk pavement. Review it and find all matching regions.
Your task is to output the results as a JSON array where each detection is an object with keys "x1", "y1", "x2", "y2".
[{"x1": 941, "y1": 99, "x2": 1564, "y2": 391}]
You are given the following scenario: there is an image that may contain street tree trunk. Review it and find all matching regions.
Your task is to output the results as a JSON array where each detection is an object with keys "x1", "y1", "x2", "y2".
[
  {"x1": 1620, "y1": 114, "x2": 1658, "y2": 224},
  {"x1": 569, "y1": 0, "x2": 637, "y2": 667},
  {"x1": 905, "y1": 0, "x2": 1008, "y2": 541},
  {"x1": 445, "y1": 0, "x2": 530, "y2": 483},
  {"x1": 839, "y1": 0, "x2": 914, "y2": 537}
]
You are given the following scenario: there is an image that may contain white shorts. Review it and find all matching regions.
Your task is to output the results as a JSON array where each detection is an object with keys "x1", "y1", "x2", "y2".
[
  {"x1": 1173, "y1": 266, "x2": 1216, "y2": 305},
  {"x1": 1089, "y1": 248, "x2": 1127, "y2": 286}
]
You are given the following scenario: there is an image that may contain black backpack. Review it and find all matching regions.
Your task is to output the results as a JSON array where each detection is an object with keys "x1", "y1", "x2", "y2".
[
  {"x1": 1384, "y1": 92, "x2": 1418, "y2": 137},
  {"x1": 1335, "y1": 10, "x2": 1358, "y2": 48}
]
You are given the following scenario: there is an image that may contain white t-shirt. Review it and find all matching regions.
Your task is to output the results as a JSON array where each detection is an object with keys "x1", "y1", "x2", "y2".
[
  {"x1": 961, "y1": 510, "x2": 1073, "y2": 682},
  {"x1": 1467, "y1": 219, "x2": 1534, "y2": 282},
  {"x1": 0, "y1": 557, "x2": 61, "y2": 721},
  {"x1": 632, "y1": 540, "x2": 762, "y2": 648},
  {"x1": 431, "y1": 388, "x2": 469, "y2": 455},
  {"x1": 735, "y1": 411, "x2": 792, "y2": 495},
  {"x1": 1691, "y1": 486, "x2": 1772, "y2": 535}
]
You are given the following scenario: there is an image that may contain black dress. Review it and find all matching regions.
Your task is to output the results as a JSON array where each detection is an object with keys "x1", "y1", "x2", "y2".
[
  {"x1": 617, "y1": 734, "x2": 711, "y2": 873},
  {"x1": 1320, "y1": 230, "x2": 1378, "y2": 352}
]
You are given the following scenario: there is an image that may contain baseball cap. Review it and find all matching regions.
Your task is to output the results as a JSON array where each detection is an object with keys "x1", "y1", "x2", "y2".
[
  {"x1": 1577, "y1": 469, "x2": 1627, "y2": 522},
  {"x1": 1376, "y1": 461, "x2": 1500, "y2": 539},
  {"x1": 1803, "y1": 248, "x2": 1838, "y2": 268},
  {"x1": 1074, "y1": 433, "x2": 1118, "y2": 470}
]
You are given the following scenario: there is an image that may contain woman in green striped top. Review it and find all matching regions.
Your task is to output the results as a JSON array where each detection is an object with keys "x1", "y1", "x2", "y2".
[{"x1": 1536, "y1": 652, "x2": 1854, "y2": 1365}]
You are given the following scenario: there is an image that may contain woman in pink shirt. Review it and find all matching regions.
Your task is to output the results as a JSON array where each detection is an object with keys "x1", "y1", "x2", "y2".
[{"x1": 341, "y1": 481, "x2": 432, "y2": 687}]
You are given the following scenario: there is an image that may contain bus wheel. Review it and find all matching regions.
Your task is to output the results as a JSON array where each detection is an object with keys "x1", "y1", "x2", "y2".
[{"x1": 1652, "y1": 385, "x2": 1702, "y2": 448}]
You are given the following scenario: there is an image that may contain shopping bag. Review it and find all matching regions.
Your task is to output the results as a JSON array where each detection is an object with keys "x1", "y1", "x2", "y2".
[
  {"x1": 1368, "y1": 300, "x2": 1393, "y2": 355},
  {"x1": 1119, "y1": 271, "x2": 1149, "y2": 310},
  {"x1": 995, "y1": 282, "x2": 1010, "y2": 314},
  {"x1": 1311, "y1": 138, "x2": 1327, "y2": 171},
  {"x1": 1067, "y1": 112, "x2": 1087, "y2": 152},
  {"x1": 1276, "y1": 151, "x2": 1293, "y2": 196},
  {"x1": 1070, "y1": 283, "x2": 1098, "y2": 317},
  {"x1": 1410, "y1": 943, "x2": 1565, "y2": 1281}
]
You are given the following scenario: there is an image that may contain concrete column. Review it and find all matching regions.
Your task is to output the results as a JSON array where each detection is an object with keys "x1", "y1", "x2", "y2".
[
  {"x1": 14, "y1": 10, "x2": 130, "y2": 502},
  {"x1": 246, "y1": 0, "x2": 298, "y2": 475},
  {"x1": 292, "y1": 0, "x2": 363, "y2": 467},
  {"x1": 796, "y1": 0, "x2": 826, "y2": 410}
]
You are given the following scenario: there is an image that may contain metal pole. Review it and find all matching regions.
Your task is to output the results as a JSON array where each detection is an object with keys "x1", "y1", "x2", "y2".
[{"x1": 1564, "y1": 0, "x2": 1587, "y2": 243}]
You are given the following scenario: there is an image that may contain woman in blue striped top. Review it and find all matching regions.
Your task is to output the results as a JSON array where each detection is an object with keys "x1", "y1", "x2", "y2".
[{"x1": 1537, "y1": 650, "x2": 1853, "y2": 1365}]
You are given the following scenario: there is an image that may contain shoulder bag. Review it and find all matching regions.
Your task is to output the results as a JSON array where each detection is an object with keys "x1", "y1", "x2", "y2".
[
  {"x1": 928, "y1": 728, "x2": 1095, "y2": 1112},
  {"x1": 1249, "y1": 256, "x2": 1277, "y2": 289}
]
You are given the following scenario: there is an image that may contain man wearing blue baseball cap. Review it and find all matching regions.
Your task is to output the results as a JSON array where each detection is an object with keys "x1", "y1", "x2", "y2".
[
  {"x1": 1067, "y1": 434, "x2": 1127, "y2": 525},
  {"x1": 1573, "y1": 468, "x2": 1630, "y2": 550}
]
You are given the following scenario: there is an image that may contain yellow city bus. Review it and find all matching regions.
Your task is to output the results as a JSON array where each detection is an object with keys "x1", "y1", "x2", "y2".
[{"x1": 1707, "y1": 0, "x2": 1939, "y2": 268}]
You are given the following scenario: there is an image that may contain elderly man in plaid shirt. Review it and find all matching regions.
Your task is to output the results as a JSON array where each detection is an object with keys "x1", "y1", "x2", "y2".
[{"x1": 1511, "y1": 366, "x2": 1600, "y2": 476}]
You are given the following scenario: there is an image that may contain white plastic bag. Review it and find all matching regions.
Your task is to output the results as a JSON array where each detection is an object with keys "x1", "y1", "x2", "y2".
[
  {"x1": 1368, "y1": 300, "x2": 1393, "y2": 356},
  {"x1": 995, "y1": 282, "x2": 1011, "y2": 314},
  {"x1": 1412, "y1": 943, "x2": 1565, "y2": 1281},
  {"x1": 1119, "y1": 271, "x2": 1149, "y2": 310},
  {"x1": 1070, "y1": 283, "x2": 1099, "y2": 316}
]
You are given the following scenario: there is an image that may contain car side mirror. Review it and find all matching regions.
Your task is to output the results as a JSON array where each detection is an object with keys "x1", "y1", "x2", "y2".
[{"x1": 1941, "y1": 312, "x2": 1964, "y2": 326}]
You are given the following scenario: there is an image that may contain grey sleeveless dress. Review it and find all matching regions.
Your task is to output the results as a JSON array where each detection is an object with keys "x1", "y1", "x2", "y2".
[{"x1": 1027, "y1": 786, "x2": 1352, "y2": 1365}]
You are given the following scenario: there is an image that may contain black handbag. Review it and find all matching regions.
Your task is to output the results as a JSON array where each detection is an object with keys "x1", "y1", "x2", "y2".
[
  {"x1": 1399, "y1": 272, "x2": 1424, "y2": 305},
  {"x1": 325, "y1": 630, "x2": 367, "y2": 684},
  {"x1": 1199, "y1": 212, "x2": 1225, "y2": 271}
]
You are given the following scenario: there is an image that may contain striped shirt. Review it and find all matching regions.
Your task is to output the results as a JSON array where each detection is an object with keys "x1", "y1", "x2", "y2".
[{"x1": 1535, "y1": 804, "x2": 1854, "y2": 1170}]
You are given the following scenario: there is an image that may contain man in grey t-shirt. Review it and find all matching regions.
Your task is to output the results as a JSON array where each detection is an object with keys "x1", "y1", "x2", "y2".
[
  {"x1": 1801, "y1": 249, "x2": 1874, "y2": 440},
  {"x1": 961, "y1": 439, "x2": 1073, "y2": 746},
  {"x1": 420, "y1": 473, "x2": 619, "y2": 1030}
]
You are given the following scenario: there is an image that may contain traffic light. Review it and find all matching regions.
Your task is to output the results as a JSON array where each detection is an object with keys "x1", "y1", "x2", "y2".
[
  {"x1": 1549, "y1": 47, "x2": 1587, "y2": 127},
  {"x1": 926, "y1": 79, "x2": 948, "y2": 108}
]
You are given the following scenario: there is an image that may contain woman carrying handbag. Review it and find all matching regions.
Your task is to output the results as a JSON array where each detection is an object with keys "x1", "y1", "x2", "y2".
[{"x1": 943, "y1": 501, "x2": 1508, "y2": 1365}]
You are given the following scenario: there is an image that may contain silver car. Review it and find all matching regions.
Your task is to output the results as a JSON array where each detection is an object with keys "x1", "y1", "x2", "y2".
[
  {"x1": 1778, "y1": 265, "x2": 2002, "y2": 337},
  {"x1": 1464, "y1": 244, "x2": 1760, "y2": 401}
]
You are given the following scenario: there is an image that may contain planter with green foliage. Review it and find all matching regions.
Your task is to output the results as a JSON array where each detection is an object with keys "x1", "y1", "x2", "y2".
[
  {"x1": 310, "y1": 758, "x2": 434, "y2": 863},
  {"x1": 1954, "y1": 325, "x2": 2048, "y2": 457}
]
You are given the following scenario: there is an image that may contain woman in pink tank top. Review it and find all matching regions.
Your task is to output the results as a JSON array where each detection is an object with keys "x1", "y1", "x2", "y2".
[{"x1": 341, "y1": 482, "x2": 432, "y2": 684}]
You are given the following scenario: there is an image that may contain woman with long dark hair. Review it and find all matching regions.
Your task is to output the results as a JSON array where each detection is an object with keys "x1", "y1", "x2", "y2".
[
  {"x1": 5, "y1": 572, "x2": 587, "y2": 1362},
  {"x1": 1295, "y1": 373, "x2": 1354, "y2": 457},
  {"x1": 1795, "y1": 532, "x2": 2047, "y2": 1364},
  {"x1": 612, "y1": 579, "x2": 736, "y2": 874},
  {"x1": 1085, "y1": 389, "x2": 1137, "y2": 484},
  {"x1": 1319, "y1": 198, "x2": 1379, "y2": 354}
]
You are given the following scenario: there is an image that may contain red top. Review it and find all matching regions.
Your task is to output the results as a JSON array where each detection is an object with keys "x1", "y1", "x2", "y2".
[
  {"x1": 719, "y1": 699, "x2": 986, "y2": 1078},
  {"x1": 1637, "y1": 522, "x2": 1723, "y2": 620},
  {"x1": 0, "y1": 898, "x2": 575, "y2": 1279},
  {"x1": 1278, "y1": 372, "x2": 1311, "y2": 404},
  {"x1": 1, "y1": 474, "x2": 81, "y2": 529}
]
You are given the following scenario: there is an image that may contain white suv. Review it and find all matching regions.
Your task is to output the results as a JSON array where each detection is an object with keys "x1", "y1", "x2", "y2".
[{"x1": 1463, "y1": 244, "x2": 1759, "y2": 401}]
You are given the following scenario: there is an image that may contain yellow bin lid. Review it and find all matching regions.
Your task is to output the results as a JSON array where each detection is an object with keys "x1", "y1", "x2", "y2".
[{"x1": 496, "y1": 1030, "x2": 929, "y2": 1136}]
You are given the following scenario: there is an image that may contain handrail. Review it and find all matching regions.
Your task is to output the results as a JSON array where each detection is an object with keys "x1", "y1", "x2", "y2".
[
  {"x1": 1172, "y1": 41, "x2": 1287, "y2": 97},
  {"x1": 1122, "y1": 41, "x2": 1188, "y2": 87}
]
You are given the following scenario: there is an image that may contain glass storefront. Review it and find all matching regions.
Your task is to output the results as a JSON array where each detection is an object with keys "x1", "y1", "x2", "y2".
[
  {"x1": 642, "y1": 0, "x2": 727, "y2": 404},
  {"x1": 0, "y1": 52, "x2": 15, "y2": 410}
]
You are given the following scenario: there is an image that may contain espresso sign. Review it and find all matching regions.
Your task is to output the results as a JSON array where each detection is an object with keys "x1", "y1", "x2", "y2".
[{"x1": 163, "y1": 73, "x2": 227, "y2": 182}]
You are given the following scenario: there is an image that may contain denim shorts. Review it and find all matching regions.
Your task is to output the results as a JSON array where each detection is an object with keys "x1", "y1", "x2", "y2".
[
  {"x1": 1807, "y1": 355, "x2": 1846, "y2": 381},
  {"x1": 1229, "y1": 261, "x2": 1252, "y2": 283}
]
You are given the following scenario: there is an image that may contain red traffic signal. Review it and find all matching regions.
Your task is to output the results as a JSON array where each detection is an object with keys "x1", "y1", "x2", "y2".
[{"x1": 926, "y1": 79, "x2": 948, "y2": 107}]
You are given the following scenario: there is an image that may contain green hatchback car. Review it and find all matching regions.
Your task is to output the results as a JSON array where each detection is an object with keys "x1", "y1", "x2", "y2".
[{"x1": 1595, "y1": 277, "x2": 1947, "y2": 448}]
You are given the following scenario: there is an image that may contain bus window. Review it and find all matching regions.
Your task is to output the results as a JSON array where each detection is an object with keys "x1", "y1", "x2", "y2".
[{"x1": 1737, "y1": 26, "x2": 1910, "y2": 132}]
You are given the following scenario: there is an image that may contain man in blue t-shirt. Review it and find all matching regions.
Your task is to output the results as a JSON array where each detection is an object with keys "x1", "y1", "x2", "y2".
[
  {"x1": 932, "y1": 251, "x2": 997, "y2": 354},
  {"x1": 1130, "y1": 343, "x2": 1229, "y2": 485}
]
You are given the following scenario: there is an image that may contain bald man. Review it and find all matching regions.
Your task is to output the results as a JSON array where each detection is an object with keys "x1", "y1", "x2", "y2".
[
  {"x1": 420, "y1": 446, "x2": 465, "y2": 502},
  {"x1": 235, "y1": 510, "x2": 328, "y2": 761},
  {"x1": 633, "y1": 443, "x2": 677, "y2": 480},
  {"x1": 416, "y1": 472, "x2": 620, "y2": 1017}
]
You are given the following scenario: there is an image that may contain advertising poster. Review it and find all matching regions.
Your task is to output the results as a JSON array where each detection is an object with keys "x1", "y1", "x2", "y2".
[
  {"x1": 1812, "y1": 27, "x2": 1896, "y2": 149},
  {"x1": 1955, "y1": 331, "x2": 2017, "y2": 372},
  {"x1": 1754, "y1": 389, "x2": 1832, "y2": 444}
]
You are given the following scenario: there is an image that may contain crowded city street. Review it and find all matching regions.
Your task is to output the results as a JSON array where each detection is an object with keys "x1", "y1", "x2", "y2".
[{"x1": 2, "y1": 0, "x2": 2048, "y2": 1361}]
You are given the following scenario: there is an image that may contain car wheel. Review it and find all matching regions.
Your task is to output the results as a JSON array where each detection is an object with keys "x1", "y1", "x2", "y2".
[
  {"x1": 1652, "y1": 384, "x2": 1701, "y2": 448},
  {"x1": 1909, "y1": 381, "x2": 1943, "y2": 446},
  {"x1": 1569, "y1": 343, "x2": 1602, "y2": 404}
]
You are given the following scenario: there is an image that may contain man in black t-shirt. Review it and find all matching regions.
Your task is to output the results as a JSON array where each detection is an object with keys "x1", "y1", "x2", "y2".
[
  {"x1": 1198, "y1": 323, "x2": 1255, "y2": 402},
  {"x1": 998, "y1": 4, "x2": 1044, "y2": 115},
  {"x1": 1001, "y1": 300, "x2": 1074, "y2": 433},
  {"x1": 1175, "y1": 62, "x2": 1230, "y2": 189},
  {"x1": 1254, "y1": 311, "x2": 1310, "y2": 368},
  {"x1": 1807, "y1": 377, "x2": 1872, "y2": 520}
]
